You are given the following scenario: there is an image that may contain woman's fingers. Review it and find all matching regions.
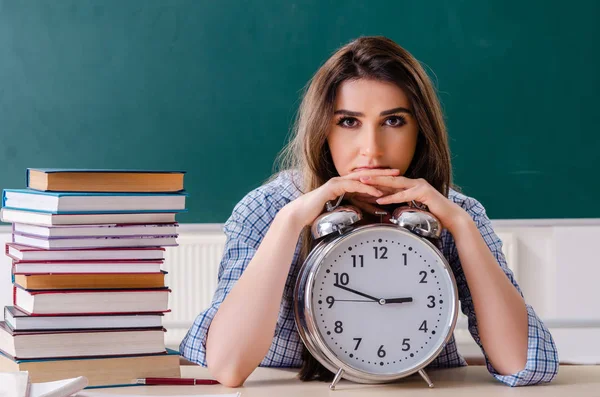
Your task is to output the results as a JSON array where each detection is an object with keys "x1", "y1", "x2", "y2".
[
  {"x1": 360, "y1": 175, "x2": 417, "y2": 189},
  {"x1": 376, "y1": 186, "x2": 419, "y2": 205},
  {"x1": 342, "y1": 168, "x2": 401, "y2": 181},
  {"x1": 343, "y1": 179, "x2": 384, "y2": 198},
  {"x1": 339, "y1": 169, "x2": 402, "y2": 198},
  {"x1": 322, "y1": 178, "x2": 382, "y2": 206}
]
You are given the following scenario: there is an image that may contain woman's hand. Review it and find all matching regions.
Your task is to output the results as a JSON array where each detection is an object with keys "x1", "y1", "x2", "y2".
[
  {"x1": 283, "y1": 168, "x2": 402, "y2": 229},
  {"x1": 359, "y1": 175, "x2": 471, "y2": 233}
]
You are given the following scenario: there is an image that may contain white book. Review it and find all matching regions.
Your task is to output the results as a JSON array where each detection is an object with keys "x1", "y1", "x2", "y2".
[
  {"x1": 30, "y1": 376, "x2": 88, "y2": 397},
  {"x1": 6, "y1": 243, "x2": 166, "y2": 261},
  {"x1": 4, "y1": 306, "x2": 164, "y2": 331},
  {"x1": 78, "y1": 390, "x2": 242, "y2": 397},
  {"x1": 0, "y1": 371, "x2": 29, "y2": 397},
  {"x1": 14, "y1": 288, "x2": 170, "y2": 315},
  {"x1": 0, "y1": 322, "x2": 166, "y2": 359},
  {"x1": 2, "y1": 190, "x2": 187, "y2": 213},
  {"x1": 0, "y1": 372, "x2": 89, "y2": 397},
  {"x1": 1, "y1": 208, "x2": 178, "y2": 226},
  {"x1": 13, "y1": 222, "x2": 178, "y2": 238},
  {"x1": 12, "y1": 234, "x2": 178, "y2": 249}
]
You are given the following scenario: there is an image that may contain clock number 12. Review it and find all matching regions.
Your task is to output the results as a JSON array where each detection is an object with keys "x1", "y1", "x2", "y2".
[{"x1": 373, "y1": 246, "x2": 388, "y2": 259}]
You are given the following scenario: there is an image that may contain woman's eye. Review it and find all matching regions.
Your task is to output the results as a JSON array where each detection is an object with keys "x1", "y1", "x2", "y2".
[
  {"x1": 337, "y1": 117, "x2": 359, "y2": 128},
  {"x1": 385, "y1": 116, "x2": 407, "y2": 127}
]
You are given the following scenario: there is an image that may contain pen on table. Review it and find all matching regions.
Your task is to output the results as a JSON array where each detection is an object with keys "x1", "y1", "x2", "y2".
[{"x1": 135, "y1": 377, "x2": 220, "y2": 385}]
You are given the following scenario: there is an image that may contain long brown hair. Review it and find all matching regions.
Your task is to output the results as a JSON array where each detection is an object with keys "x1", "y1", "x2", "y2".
[{"x1": 272, "y1": 36, "x2": 456, "y2": 381}]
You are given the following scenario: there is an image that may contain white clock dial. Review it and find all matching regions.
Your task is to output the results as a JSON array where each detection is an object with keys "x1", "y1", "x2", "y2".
[{"x1": 310, "y1": 226, "x2": 456, "y2": 375}]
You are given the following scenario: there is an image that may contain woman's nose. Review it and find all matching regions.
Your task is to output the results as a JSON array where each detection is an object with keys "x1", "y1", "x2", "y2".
[{"x1": 359, "y1": 125, "x2": 383, "y2": 157}]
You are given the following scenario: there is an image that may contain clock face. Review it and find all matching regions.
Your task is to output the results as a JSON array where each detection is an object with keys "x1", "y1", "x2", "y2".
[{"x1": 309, "y1": 226, "x2": 456, "y2": 375}]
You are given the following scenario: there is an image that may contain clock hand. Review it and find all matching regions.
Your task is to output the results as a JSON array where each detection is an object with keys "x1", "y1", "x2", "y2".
[
  {"x1": 333, "y1": 283, "x2": 380, "y2": 302},
  {"x1": 335, "y1": 299, "x2": 373, "y2": 302},
  {"x1": 383, "y1": 297, "x2": 413, "y2": 304}
]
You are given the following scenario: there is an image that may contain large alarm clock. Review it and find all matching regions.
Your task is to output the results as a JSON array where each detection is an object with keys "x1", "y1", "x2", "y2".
[{"x1": 294, "y1": 195, "x2": 459, "y2": 390}]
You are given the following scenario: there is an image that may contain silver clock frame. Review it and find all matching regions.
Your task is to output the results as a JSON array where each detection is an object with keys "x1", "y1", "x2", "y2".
[{"x1": 293, "y1": 224, "x2": 459, "y2": 390}]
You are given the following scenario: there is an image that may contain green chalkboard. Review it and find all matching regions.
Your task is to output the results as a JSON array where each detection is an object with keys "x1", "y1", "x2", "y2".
[{"x1": 1, "y1": 0, "x2": 598, "y2": 222}]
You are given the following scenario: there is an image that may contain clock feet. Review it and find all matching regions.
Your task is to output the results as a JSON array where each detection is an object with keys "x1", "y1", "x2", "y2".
[
  {"x1": 329, "y1": 368, "x2": 345, "y2": 390},
  {"x1": 418, "y1": 369, "x2": 434, "y2": 388}
]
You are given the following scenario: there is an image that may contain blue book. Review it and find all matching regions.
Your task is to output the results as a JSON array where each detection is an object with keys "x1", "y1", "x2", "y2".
[
  {"x1": 26, "y1": 169, "x2": 186, "y2": 193},
  {"x1": 2, "y1": 189, "x2": 188, "y2": 215}
]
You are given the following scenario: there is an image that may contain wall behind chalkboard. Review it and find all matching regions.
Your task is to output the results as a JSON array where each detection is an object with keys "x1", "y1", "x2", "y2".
[{"x1": 1, "y1": 0, "x2": 598, "y2": 222}]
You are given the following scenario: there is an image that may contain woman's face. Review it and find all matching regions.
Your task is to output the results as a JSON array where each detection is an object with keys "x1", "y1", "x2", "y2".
[{"x1": 327, "y1": 78, "x2": 419, "y2": 178}]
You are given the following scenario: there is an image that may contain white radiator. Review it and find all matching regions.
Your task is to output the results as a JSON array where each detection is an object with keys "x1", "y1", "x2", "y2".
[
  {"x1": 162, "y1": 228, "x2": 226, "y2": 348},
  {"x1": 3, "y1": 224, "x2": 598, "y2": 363},
  {"x1": 161, "y1": 228, "x2": 517, "y2": 349},
  {"x1": 496, "y1": 231, "x2": 518, "y2": 277}
]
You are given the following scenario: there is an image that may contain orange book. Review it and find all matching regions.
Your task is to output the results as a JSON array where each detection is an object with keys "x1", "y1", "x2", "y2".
[
  {"x1": 26, "y1": 169, "x2": 185, "y2": 193},
  {"x1": 13, "y1": 272, "x2": 166, "y2": 290}
]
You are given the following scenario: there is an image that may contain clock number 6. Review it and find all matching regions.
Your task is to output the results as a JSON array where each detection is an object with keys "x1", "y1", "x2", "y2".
[{"x1": 378, "y1": 345, "x2": 386, "y2": 358}]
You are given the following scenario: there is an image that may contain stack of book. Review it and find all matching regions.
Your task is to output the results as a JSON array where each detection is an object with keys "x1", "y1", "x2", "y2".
[{"x1": 0, "y1": 169, "x2": 187, "y2": 387}]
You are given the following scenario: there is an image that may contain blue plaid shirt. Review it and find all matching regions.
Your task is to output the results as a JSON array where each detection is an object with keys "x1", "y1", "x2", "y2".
[{"x1": 180, "y1": 170, "x2": 559, "y2": 386}]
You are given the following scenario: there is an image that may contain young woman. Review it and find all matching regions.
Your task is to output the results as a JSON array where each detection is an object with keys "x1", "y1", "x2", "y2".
[{"x1": 180, "y1": 36, "x2": 559, "y2": 388}]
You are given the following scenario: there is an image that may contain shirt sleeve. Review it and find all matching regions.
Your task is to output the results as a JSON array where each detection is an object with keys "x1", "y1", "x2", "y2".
[
  {"x1": 447, "y1": 196, "x2": 559, "y2": 386},
  {"x1": 179, "y1": 187, "x2": 282, "y2": 366}
]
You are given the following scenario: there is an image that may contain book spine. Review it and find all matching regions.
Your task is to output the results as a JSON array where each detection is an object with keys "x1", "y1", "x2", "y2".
[
  {"x1": 14, "y1": 233, "x2": 179, "y2": 240},
  {"x1": 6, "y1": 208, "x2": 188, "y2": 215},
  {"x1": 28, "y1": 288, "x2": 171, "y2": 295}
]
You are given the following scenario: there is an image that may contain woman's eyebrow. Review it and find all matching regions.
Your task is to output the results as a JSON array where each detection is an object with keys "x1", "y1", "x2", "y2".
[
  {"x1": 380, "y1": 107, "x2": 412, "y2": 116},
  {"x1": 333, "y1": 107, "x2": 413, "y2": 117}
]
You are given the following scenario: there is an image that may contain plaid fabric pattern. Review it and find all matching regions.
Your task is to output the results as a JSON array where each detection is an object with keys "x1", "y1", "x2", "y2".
[{"x1": 180, "y1": 171, "x2": 559, "y2": 386}]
